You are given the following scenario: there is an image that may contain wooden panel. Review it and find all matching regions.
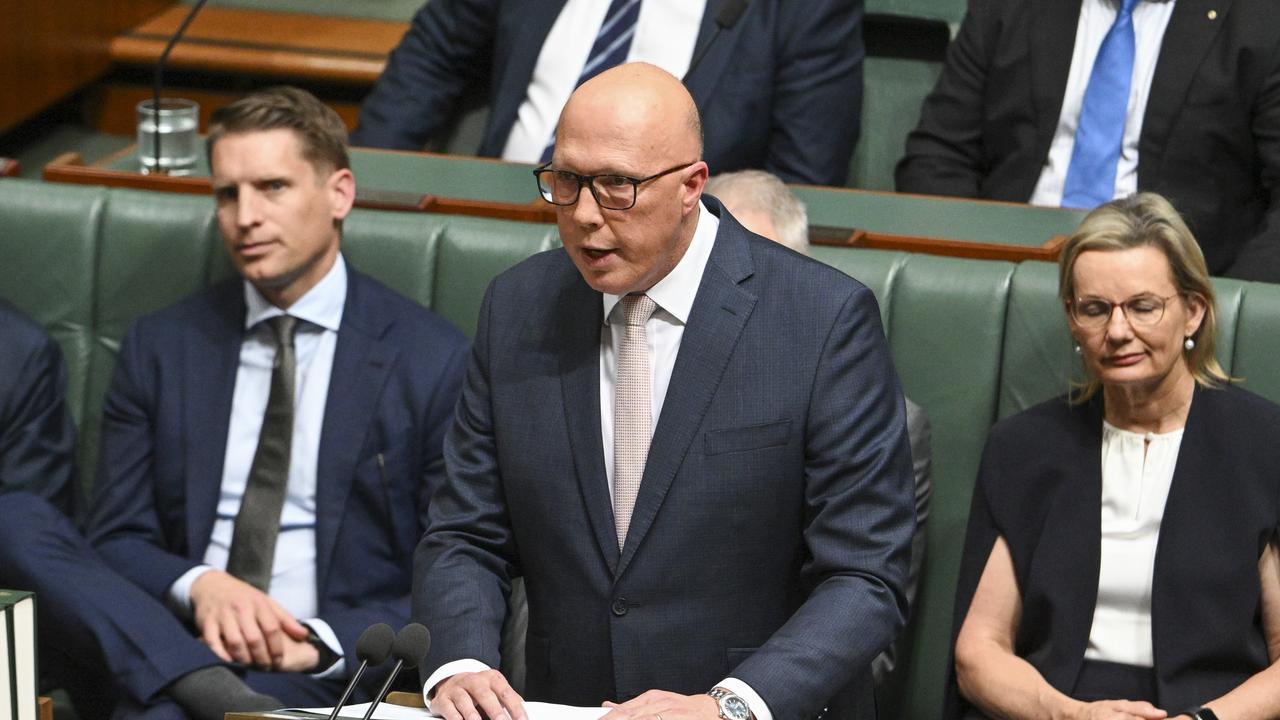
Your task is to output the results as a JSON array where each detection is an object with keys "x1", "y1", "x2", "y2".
[
  {"x1": 93, "y1": 84, "x2": 362, "y2": 135},
  {"x1": 109, "y1": 5, "x2": 407, "y2": 84},
  {"x1": 39, "y1": 697, "x2": 53, "y2": 720},
  {"x1": 0, "y1": 0, "x2": 174, "y2": 132},
  {"x1": 43, "y1": 150, "x2": 1065, "y2": 263}
]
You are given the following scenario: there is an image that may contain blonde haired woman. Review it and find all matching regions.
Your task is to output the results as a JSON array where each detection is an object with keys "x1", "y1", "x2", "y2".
[{"x1": 948, "y1": 194, "x2": 1280, "y2": 720}]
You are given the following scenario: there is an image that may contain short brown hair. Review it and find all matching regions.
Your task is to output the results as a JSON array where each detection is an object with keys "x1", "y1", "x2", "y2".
[
  {"x1": 206, "y1": 86, "x2": 349, "y2": 174},
  {"x1": 1059, "y1": 192, "x2": 1229, "y2": 400}
]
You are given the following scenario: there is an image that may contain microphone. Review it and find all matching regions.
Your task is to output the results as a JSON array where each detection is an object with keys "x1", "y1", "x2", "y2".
[
  {"x1": 683, "y1": 0, "x2": 752, "y2": 82},
  {"x1": 325, "y1": 623, "x2": 395, "y2": 720},
  {"x1": 149, "y1": 0, "x2": 209, "y2": 175},
  {"x1": 360, "y1": 623, "x2": 432, "y2": 720}
]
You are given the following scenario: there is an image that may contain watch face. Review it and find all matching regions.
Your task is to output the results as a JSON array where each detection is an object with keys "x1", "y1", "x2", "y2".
[{"x1": 723, "y1": 695, "x2": 751, "y2": 720}]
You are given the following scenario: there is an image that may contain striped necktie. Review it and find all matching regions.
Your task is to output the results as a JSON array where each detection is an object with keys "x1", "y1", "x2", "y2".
[
  {"x1": 541, "y1": 0, "x2": 643, "y2": 163},
  {"x1": 1060, "y1": 0, "x2": 1142, "y2": 209}
]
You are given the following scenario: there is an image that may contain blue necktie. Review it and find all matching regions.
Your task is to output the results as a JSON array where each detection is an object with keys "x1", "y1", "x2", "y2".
[
  {"x1": 1061, "y1": 0, "x2": 1141, "y2": 209},
  {"x1": 541, "y1": 0, "x2": 643, "y2": 163}
]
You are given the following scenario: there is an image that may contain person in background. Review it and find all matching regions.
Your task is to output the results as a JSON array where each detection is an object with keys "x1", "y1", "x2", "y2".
[
  {"x1": 895, "y1": 0, "x2": 1280, "y2": 281},
  {"x1": 351, "y1": 0, "x2": 864, "y2": 186},
  {"x1": 949, "y1": 193, "x2": 1280, "y2": 720},
  {"x1": 0, "y1": 86, "x2": 469, "y2": 720}
]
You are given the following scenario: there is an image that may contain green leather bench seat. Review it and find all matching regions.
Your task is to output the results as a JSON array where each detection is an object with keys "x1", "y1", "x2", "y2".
[{"x1": 5, "y1": 177, "x2": 1280, "y2": 720}]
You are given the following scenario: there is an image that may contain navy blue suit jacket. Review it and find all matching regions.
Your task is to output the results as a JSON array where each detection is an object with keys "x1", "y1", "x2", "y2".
[
  {"x1": 0, "y1": 299, "x2": 76, "y2": 512},
  {"x1": 895, "y1": 0, "x2": 1280, "y2": 280},
  {"x1": 414, "y1": 199, "x2": 914, "y2": 719},
  {"x1": 351, "y1": 0, "x2": 864, "y2": 186},
  {"x1": 86, "y1": 267, "x2": 468, "y2": 669}
]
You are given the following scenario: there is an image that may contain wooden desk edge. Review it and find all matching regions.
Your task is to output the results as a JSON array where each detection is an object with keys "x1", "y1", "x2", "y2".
[
  {"x1": 42, "y1": 157, "x2": 1063, "y2": 262},
  {"x1": 39, "y1": 696, "x2": 52, "y2": 720}
]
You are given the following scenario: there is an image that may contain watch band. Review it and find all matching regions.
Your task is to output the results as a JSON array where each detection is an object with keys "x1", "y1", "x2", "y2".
[
  {"x1": 1185, "y1": 707, "x2": 1220, "y2": 720},
  {"x1": 303, "y1": 625, "x2": 340, "y2": 673}
]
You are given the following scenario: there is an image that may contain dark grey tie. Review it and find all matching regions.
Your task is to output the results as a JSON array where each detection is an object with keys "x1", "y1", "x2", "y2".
[{"x1": 225, "y1": 314, "x2": 298, "y2": 592}]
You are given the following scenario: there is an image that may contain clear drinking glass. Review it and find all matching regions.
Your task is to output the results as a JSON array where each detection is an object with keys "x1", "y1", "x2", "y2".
[{"x1": 137, "y1": 98, "x2": 199, "y2": 175}]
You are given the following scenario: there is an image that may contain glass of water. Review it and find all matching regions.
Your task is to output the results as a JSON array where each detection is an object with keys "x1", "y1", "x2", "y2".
[{"x1": 137, "y1": 98, "x2": 200, "y2": 175}]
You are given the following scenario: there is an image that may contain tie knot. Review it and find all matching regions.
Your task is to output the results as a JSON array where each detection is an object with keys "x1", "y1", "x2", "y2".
[
  {"x1": 264, "y1": 315, "x2": 299, "y2": 348},
  {"x1": 621, "y1": 294, "x2": 657, "y2": 327},
  {"x1": 1118, "y1": 0, "x2": 1140, "y2": 16}
]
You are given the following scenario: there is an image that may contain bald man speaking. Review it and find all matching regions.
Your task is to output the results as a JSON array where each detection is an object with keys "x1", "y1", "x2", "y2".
[{"x1": 414, "y1": 63, "x2": 914, "y2": 720}]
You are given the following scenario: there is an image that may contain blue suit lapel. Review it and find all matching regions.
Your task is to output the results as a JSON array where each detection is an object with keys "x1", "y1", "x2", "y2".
[
  {"x1": 616, "y1": 206, "x2": 758, "y2": 578},
  {"x1": 556, "y1": 278, "x2": 619, "y2": 574},
  {"x1": 683, "y1": 0, "x2": 740, "y2": 105},
  {"x1": 184, "y1": 283, "x2": 244, "y2": 559},
  {"x1": 314, "y1": 271, "x2": 398, "y2": 592},
  {"x1": 484, "y1": 0, "x2": 568, "y2": 154}
]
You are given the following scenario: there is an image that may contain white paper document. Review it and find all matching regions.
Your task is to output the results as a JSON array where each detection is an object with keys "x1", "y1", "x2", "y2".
[{"x1": 294, "y1": 701, "x2": 609, "y2": 720}]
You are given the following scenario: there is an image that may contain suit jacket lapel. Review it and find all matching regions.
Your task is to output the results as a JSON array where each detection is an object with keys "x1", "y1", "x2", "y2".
[
  {"x1": 616, "y1": 210, "x2": 757, "y2": 578},
  {"x1": 184, "y1": 283, "x2": 244, "y2": 559},
  {"x1": 1052, "y1": 398, "x2": 1105, "y2": 689},
  {"x1": 486, "y1": 0, "x2": 568, "y2": 152},
  {"x1": 1030, "y1": 0, "x2": 1083, "y2": 178},
  {"x1": 683, "y1": 0, "x2": 737, "y2": 104},
  {"x1": 314, "y1": 272, "x2": 397, "y2": 590},
  {"x1": 1138, "y1": 0, "x2": 1230, "y2": 184},
  {"x1": 556, "y1": 277, "x2": 619, "y2": 573}
]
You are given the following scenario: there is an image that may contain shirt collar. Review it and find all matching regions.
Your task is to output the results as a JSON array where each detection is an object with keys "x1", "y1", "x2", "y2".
[
  {"x1": 602, "y1": 200, "x2": 719, "y2": 325},
  {"x1": 243, "y1": 253, "x2": 347, "y2": 332}
]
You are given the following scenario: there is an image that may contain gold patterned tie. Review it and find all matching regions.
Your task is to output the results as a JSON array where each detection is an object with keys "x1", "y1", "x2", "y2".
[{"x1": 614, "y1": 294, "x2": 656, "y2": 549}]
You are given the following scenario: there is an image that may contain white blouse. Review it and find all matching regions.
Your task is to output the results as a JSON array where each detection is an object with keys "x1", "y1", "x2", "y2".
[{"x1": 1084, "y1": 421, "x2": 1184, "y2": 667}]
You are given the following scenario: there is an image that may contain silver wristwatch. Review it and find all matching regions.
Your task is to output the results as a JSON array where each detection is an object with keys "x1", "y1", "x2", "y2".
[{"x1": 708, "y1": 687, "x2": 754, "y2": 720}]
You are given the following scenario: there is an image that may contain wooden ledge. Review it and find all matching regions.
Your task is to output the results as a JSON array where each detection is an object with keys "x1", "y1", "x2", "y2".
[{"x1": 109, "y1": 6, "x2": 408, "y2": 84}]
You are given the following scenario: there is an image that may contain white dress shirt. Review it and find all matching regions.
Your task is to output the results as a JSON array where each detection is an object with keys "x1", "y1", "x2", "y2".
[
  {"x1": 1085, "y1": 420, "x2": 1183, "y2": 667},
  {"x1": 1029, "y1": 0, "x2": 1176, "y2": 207},
  {"x1": 501, "y1": 0, "x2": 708, "y2": 162},
  {"x1": 425, "y1": 203, "x2": 774, "y2": 720},
  {"x1": 168, "y1": 254, "x2": 348, "y2": 675}
]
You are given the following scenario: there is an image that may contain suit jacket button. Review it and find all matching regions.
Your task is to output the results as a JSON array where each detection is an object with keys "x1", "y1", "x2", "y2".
[{"x1": 612, "y1": 598, "x2": 628, "y2": 616}]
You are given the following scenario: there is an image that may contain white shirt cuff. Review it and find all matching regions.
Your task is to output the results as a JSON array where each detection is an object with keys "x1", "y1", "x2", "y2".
[
  {"x1": 422, "y1": 658, "x2": 492, "y2": 714},
  {"x1": 302, "y1": 618, "x2": 346, "y2": 678},
  {"x1": 718, "y1": 678, "x2": 773, "y2": 720},
  {"x1": 168, "y1": 564, "x2": 215, "y2": 619}
]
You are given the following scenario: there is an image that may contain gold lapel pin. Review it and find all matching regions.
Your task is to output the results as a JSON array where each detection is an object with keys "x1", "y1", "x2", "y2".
[{"x1": 1207, "y1": 9, "x2": 1218, "y2": 18}]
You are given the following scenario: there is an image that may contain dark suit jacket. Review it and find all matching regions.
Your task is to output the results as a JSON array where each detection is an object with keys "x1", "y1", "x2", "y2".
[
  {"x1": 946, "y1": 385, "x2": 1280, "y2": 718},
  {"x1": 0, "y1": 298, "x2": 76, "y2": 512},
  {"x1": 894, "y1": 0, "x2": 1280, "y2": 280},
  {"x1": 85, "y1": 267, "x2": 468, "y2": 678},
  {"x1": 414, "y1": 198, "x2": 916, "y2": 719},
  {"x1": 351, "y1": 0, "x2": 864, "y2": 186}
]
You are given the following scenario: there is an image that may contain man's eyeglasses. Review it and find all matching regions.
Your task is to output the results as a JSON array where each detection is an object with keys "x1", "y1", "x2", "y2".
[
  {"x1": 1069, "y1": 292, "x2": 1180, "y2": 329},
  {"x1": 533, "y1": 161, "x2": 696, "y2": 211}
]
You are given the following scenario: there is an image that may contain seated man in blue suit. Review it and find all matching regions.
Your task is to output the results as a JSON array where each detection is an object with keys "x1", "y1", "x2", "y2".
[
  {"x1": 350, "y1": 0, "x2": 864, "y2": 186},
  {"x1": 1, "y1": 87, "x2": 469, "y2": 720},
  {"x1": 415, "y1": 63, "x2": 915, "y2": 720}
]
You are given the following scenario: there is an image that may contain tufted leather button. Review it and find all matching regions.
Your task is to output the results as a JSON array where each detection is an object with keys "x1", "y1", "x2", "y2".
[{"x1": 611, "y1": 597, "x2": 629, "y2": 616}]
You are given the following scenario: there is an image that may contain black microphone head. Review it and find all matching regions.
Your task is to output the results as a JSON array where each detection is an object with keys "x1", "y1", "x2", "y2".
[
  {"x1": 391, "y1": 623, "x2": 431, "y2": 669},
  {"x1": 716, "y1": 0, "x2": 750, "y2": 28},
  {"x1": 356, "y1": 623, "x2": 396, "y2": 665}
]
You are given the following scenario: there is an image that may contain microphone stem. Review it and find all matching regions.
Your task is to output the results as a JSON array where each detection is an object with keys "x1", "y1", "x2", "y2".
[
  {"x1": 151, "y1": 0, "x2": 209, "y2": 174},
  {"x1": 325, "y1": 660, "x2": 368, "y2": 720},
  {"x1": 360, "y1": 659, "x2": 405, "y2": 720}
]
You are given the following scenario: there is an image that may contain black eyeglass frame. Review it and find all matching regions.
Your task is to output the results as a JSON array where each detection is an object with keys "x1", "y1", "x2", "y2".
[
  {"x1": 1068, "y1": 291, "x2": 1182, "y2": 329},
  {"x1": 532, "y1": 161, "x2": 697, "y2": 211}
]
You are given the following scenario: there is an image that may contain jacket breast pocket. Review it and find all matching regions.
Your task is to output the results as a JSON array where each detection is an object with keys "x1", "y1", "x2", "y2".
[{"x1": 703, "y1": 420, "x2": 791, "y2": 456}]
